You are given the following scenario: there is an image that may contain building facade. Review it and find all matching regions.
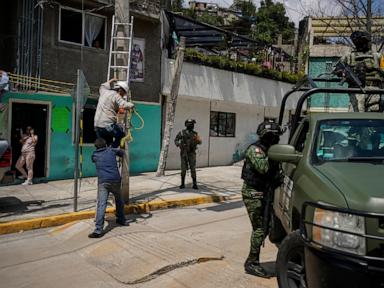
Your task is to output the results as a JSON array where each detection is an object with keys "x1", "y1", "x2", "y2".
[
  {"x1": 162, "y1": 61, "x2": 298, "y2": 169},
  {"x1": 0, "y1": 0, "x2": 164, "y2": 181}
]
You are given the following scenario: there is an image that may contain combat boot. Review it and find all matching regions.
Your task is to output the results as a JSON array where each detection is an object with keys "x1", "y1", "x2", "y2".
[
  {"x1": 192, "y1": 177, "x2": 198, "y2": 190},
  {"x1": 244, "y1": 260, "x2": 271, "y2": 278},
  {"x1": 180, "y1": 175, "x2": 185, "y2": 189}
]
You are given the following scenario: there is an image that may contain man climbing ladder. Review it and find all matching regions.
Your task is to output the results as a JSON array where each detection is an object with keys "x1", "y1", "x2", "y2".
[{"x1": 94, "y1": 78, "x2": 134, "y2": 148}]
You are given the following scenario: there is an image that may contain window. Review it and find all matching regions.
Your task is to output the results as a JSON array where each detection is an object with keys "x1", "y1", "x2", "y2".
[
  {"x1": 59, "y1": 7, "x2": 106, "y2": 49},
  {"x1": 210, "y1": 111, "x2": 236, "y2": 137},
  {"x1": 313, "y1": 119, "x2": 384, "y2": 163},
  {"x1": 82, "y1": 104, "x2": 97, "y2": 144}
]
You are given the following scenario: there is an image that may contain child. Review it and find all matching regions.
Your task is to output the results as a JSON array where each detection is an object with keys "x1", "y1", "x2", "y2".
[{"x1": 88, "y1": 138, "x2": 126, "y2": 238}]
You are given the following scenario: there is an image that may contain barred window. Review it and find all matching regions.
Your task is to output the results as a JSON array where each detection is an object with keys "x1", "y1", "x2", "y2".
[{"x1": 210, "y1": 111, "x2": 236, "y2": 137}]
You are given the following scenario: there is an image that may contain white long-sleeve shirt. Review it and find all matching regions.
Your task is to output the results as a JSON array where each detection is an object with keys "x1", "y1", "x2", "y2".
[{"x1": 94, "y1": 82, "x2": 134, "y2": 128}]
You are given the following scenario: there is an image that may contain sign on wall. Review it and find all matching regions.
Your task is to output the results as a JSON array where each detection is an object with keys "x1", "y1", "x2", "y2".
[{"x1": 130, "y1": 38, "x2": 145, "y2": 82}]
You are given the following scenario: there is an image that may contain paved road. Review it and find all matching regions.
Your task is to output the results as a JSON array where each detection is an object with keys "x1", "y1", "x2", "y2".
[{"x1": 0, "y1": 200, "x2": 278, "y2": 288}]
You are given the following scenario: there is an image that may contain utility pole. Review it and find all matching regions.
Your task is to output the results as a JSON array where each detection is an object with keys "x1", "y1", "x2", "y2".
[
  {"x1": 156, "y1": 37, "x2": 186, "y2": 177},
  {"x1": 367, "y1": 0, "x2": 372, "y2": 45}
]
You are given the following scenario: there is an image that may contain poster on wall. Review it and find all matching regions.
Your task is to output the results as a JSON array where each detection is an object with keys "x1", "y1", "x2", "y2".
[{"x1": 130, "y1": 38, "x2": 145, "y2": 82}]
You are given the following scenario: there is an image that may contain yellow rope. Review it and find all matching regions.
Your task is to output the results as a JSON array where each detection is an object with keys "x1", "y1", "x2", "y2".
[
  {"x1": 132, "y1": 108, "x2": 145, "y2": 130},
  {"x1": 119, "y1": 107, "x2": 145, "y2": 148}
]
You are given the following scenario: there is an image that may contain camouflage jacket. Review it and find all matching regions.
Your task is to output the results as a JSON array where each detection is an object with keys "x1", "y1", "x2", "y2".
[
  {"x1": 341, "y1": 51, "x2": 384, "y2": 84},
  {"x1": 242, "y1": 143, "x2": 269, "y2": 195},
  {"x1": 174, "y1": 129, "x2": 201, "y2": 154}
]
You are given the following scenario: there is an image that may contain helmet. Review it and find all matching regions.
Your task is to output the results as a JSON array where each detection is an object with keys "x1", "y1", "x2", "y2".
[
  {"x1": 185, "y1": 119, "x2": 196, "y2": 126},
  {"x1": 256, "y1": 121, "x2": 281, "y2": 138},
  {"x1": 350, "y1": 31, "x2": 370, "y2": 47},
  {"x1": 115, "y1": 81, "x2": 129, "y2": 93}
]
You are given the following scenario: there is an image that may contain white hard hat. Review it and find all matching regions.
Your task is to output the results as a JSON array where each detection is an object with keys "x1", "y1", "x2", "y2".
[{"x1": 115, "y1": 81, "x2": 129, "y2": 93}]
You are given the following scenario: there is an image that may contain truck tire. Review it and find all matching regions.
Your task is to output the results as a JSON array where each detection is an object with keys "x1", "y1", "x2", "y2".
[{"x1": 276, "y1": 230, "x2": 307, "y2": 288}]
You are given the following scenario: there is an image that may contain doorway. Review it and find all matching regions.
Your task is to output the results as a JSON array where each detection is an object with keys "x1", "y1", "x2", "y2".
[{"x1": 11, "y1": 102, "x2": 49, "y2": 178}]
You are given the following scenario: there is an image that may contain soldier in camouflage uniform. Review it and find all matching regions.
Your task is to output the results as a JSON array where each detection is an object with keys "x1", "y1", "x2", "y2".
[
  {"x1": 242, "y1": 120, "x2": 282, "y2": 278},
  {"x1": 340, "y1": 31, "x2": 384, "y2": 112},
  {"x1": 175, "y1": 119, "x2": 202, "y2": 189}
]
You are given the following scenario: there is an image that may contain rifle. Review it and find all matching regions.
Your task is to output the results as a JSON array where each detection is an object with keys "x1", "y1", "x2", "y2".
[
  {"x1": 262, "y1": 184, "x2": 274, "y2": 246},
  {"x1": 333, "y1": 61, "x2": 366, "y2": 93}
]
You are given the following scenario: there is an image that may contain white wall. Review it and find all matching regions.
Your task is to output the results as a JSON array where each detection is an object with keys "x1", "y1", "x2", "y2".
[
  {"x1": 167, "y1": 97, "x2": 210, "y2": 170},
  {"x1": 163, "y1": 61, "x2": 300, "y2": 109},
  {"x1": 163, "y1": 61, "x2": 300, "y2": 170}
]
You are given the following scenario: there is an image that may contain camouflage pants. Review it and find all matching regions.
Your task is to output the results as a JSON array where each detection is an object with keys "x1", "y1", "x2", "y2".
[
  {"x1": 180, "y1": 152, "x2": 196, "y2": 178},
  {"x1": 242, "y1": 183, "x2": 265, "y2": 263},
  {"x1": 349, "y1": 87, "x2": 384, "y2": 112}
]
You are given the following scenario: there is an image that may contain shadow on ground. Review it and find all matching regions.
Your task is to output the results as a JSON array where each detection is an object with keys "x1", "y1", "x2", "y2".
[
  {"x1": 0, "y1": 196, "x2": 70, "y2": 219},
  {"x1": 197, "y1": 200, "x2": 244, "y2": 212},
  {"x1": 101, "y1": 212, "x2": 153, "y2": 236},
  {"x1": 131, "y1": 181, "x2": 240, "y2": 203}
]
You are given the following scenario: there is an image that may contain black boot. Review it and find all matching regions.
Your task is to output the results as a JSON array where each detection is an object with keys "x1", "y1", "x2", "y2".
[
  {"x1": 244, "y1": 260, "x2": 271, "y2": 278},
  {"x1": 192, "y1": 177, "x2": 198, "y2": 190},
  {"x1": 179, "y1": 174, "x2": 185, "y2": 189}
]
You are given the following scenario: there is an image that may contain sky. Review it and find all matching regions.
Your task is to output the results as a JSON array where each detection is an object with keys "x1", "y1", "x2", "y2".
[{"x1": 201, "y1": 0, "x2": 384, "y2": 27}]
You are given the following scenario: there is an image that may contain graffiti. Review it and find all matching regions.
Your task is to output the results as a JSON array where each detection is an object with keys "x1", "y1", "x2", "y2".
[{"x1": 232, "y1": 133, "x2": 259, "y2": 163}]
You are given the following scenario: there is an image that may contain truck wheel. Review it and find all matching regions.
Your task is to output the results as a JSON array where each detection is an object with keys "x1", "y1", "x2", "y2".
[{"x1": 276, "y1": 230, "x2": 307, "y2": 288}]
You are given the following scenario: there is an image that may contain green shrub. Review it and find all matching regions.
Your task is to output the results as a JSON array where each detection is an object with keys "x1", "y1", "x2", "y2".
[{"x1": 184, "y1": 48, "x2": 301, "y2": 83}]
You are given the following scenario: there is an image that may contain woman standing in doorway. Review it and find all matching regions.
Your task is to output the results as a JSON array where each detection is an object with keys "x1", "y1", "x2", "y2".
[{"x1": 16, "y1": 126, "x2": 38, "y2": 185}]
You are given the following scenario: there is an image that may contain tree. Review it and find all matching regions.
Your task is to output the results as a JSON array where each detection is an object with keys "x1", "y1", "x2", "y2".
[
  {"x1": 228, "y1": 1, "x2": 257, "y2": 35},
  {"x1": 233, "y1": 0, "x2": 257, "y2": 17},
  {"x1": 251, "y1": 0, "x2": 295, "y2": 45},
  {"x1": 196, "y1": 12, "x2": 224, "y2": 26},
  {"x1": 156, "y1": 38, "x2": 186, "y2": 177},
  {"x1": 172, "y1": 0, "x2": 184, "y2": 12}
]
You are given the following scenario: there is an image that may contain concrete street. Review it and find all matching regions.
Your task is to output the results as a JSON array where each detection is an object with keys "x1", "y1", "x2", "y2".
[{"x1": 0, "y1": 200, "x2": 277, "y2": 288}]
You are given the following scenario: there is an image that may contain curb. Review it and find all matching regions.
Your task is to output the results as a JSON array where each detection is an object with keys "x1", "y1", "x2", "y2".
[{"x1": 0, "y1": 194, "x2": 241, "y2": 235}]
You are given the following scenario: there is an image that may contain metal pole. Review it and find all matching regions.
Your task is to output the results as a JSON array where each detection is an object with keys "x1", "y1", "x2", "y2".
[
  {"x1": 73, "y1": 70, "x2": 81, "y2": 212},
  {"x1": 367, "y1": 0, "x2": 372, "y2": 42}
]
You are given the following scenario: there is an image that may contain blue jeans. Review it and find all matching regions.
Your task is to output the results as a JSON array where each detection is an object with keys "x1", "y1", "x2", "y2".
[
  {"x1": 95, "y1": 124, "x2": 125, "y2": 148},
  {"x1": 94, "y1": 182, "x2": 125, "y2": 234}
]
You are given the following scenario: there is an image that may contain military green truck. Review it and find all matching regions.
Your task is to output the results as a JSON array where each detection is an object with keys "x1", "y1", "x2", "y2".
[{"x1": 267, "y1": 78, "x2": 384, "y2": 288}]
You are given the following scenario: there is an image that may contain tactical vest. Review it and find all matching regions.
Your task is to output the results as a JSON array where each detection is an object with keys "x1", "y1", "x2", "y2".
[
  {"x1": 179, "y1": 129, "x2": 198, "y2": 153},
  {"x1": 241, "y1": 141, "x2": 278, "y2": 191},
  {"x1": 349, "y1": 51, "x2": 383, "y2": 84}
]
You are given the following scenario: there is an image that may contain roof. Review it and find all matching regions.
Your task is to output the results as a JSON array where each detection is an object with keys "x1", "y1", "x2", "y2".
[{"x1": 165, "y1": 11, "x2": 265, "y2": 48}]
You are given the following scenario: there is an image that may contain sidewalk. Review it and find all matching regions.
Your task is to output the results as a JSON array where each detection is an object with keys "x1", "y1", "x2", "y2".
[{"x1": 0, "y1": 165, "x2": 243, "y2": 224}]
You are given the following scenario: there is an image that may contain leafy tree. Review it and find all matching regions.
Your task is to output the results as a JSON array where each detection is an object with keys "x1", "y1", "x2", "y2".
[
  {"x1": 172, "y1": 0, "x2": 184, "y2": 12},
  {"x1": 229, "y1": 1, "x2": 257, "y2": 35},
  {"x1": 196, "y1": 12, "x2": 224, "y2": 26},
  {"x1": 251, "y1": 0, "x2": 295, "y2": 45},
  {"x1": 233, "y1": 1, "x2": 257, "y2": 17}
]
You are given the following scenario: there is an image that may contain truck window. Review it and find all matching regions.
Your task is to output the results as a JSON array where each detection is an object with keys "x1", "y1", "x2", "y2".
[{"x1": 313, "y1": 119, "x2": 384, "y2": 163}]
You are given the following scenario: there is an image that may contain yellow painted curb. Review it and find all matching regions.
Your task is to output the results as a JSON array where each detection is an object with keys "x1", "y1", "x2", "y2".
[{"x1": 0, "y1": 195, "x2": 241, "y2": 235}]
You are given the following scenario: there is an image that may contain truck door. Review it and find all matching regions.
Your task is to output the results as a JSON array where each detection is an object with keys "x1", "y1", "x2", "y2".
[{"x1": 277, "y1": 120, "x2": 309, "y2": 232}]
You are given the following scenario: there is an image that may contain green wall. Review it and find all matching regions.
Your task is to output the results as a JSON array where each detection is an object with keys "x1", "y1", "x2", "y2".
[
  {"x1": 308, "y1": 57, "x2": 350, "y2": 108},
  {"x1": 1, "y1": 92, "x2": 160, "y2": 180}
]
